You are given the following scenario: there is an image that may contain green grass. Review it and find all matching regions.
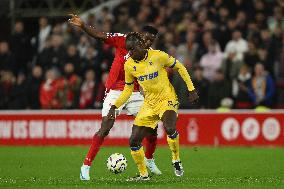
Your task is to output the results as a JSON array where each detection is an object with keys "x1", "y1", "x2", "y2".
[{"x1": 0, "y1": 146, "x2": 284, "y2": 189}]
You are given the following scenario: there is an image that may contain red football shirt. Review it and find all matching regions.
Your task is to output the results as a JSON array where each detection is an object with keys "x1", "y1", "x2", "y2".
[{"x1": 104, "y1": 33, "x2": 139, "y2": 91}]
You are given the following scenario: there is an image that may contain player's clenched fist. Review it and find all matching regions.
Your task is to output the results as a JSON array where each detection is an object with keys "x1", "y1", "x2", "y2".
[
  {"x1": 68, "y1": 14, "x2": 84, "y2": 28},
  {"x1": 188, "y1": 89, "x2": 199, "y2": 104}
]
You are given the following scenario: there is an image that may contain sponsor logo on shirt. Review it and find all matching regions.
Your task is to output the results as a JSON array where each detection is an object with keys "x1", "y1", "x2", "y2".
[{"x1": 137, "y1": 71, "x2": 158, "y2": 81}]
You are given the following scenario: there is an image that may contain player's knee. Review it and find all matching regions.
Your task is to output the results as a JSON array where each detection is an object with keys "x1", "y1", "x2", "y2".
[
  {"x1": 165, "y1": 127, "x2": 176, "y2": 136},
  {"x1": 96, "y1": 127, "x2": 110, "y2": 138},
  {"x1": 164, "y1": 121, "x2": 176, "y2": 135},
  {"x1": 129, "y1": 135, "x2": 141, "y2": 147}
]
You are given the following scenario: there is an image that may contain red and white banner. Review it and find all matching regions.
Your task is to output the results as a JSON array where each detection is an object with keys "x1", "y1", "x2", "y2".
[{"x1": 0, "y1": 110, "x2": 283, "y2": 146}]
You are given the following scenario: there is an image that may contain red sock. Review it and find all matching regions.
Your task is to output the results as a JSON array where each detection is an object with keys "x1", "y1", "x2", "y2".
[
  {"x1": 144, "y1": 135, "x2": 157, "y2": 159},
  {"x1": 83, "y1": 135, "x2": 104, "y2": 166}
]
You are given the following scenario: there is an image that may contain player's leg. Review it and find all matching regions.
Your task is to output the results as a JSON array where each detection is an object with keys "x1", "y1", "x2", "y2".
[
  {"x1": 143, "y1": 127, "x2": 161, "y2": 175},
  {"x1": 128, "y1": 125, "x2": 151, "y2": 181},
  {"x1": 80, "y1": 90, "x2": 123, "y2": 180},
  {"x1": 126, "y1": 92, "x2": 161, "y2": 175},
  {"x1": 83, "y1": 117, "x2": 115, "y2": 166},
  {"x1": 161, "y1": 110, "x2": 184, "y2": 177},
  {"x1": 80, "y1": 117, "x2": 115, "y2": 180}
]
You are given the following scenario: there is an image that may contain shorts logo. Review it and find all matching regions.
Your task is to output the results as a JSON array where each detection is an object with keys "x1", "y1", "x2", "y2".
[
  {"x1": 168, "y1": 101, "x2": 179, "y2": 108},
  {"x1": 137, "y1": 71, "x2": 158, "y2": 81}
]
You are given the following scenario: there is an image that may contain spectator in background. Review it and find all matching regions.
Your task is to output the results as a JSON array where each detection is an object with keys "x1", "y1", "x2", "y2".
[
  {"x1": 257, "y1": 47, "x2": 271, "y2": 76},
  {"x1": 208, "y1": 69, "x2": 232, "y2": 108},
  {"x1": 26, "y1": 65, "x2": 43, "y2": 109},
  {"x1": 159, "y1": 31, "x2": 176, "y2": 53},
  {"x1": 277, "y1": 35, "x2": 284, "y2": 80},
  {"x1": 196, "y1": 31, "x2": 213, "y2": 60},
  {"x1": 191, "y1": 65, "x2": 209, "y2": 109},
  {"x1": 0, "y1": 71, "x2": 16, "y2": 109},
  {"x1": 36, "y1": 17, "x2": 51, "y2": 53},
  {"x1": 246, "y1": 21, "x2": 259, "y2": 40},
  {"x1": 216, "y1": 6, "x2": 230, "y2": 49},
  {"x1": 86, "y1": 13, "x2": 97, "y2": 27},
  {"x1": 38, "y1": 34, "x2": 66, "y2": 71},
  {"x1": 232, "y1": 64, "x2": 252, "y2": 109},
  {"x1": 235, "y1": 11, "x2": 247, "y2": 35},
  {"x1": 81, "y1": 46, "x2": 100, "y2": 79},
  {"x1": 97, "y1": 7, "x2": 114, "y2": 25},
  {"x1": 217, "y1": 97, "x2": 234, "y2": 112},
  {"x1": 64, "y1": 44, "x2": 81, "y2": 73},
  {"x1": 113, "y1": 11, "x2": 130, "y2": 33},
  {"x1": 9, "y1": 72, "x2": 28, "y2": 109},
  {"x1": 248, "y1": 63, "x2": 275, "y2": 107},
  {"x1": 52, "y1": 23, "x2": 64, "y2": 36},
  {"x1": 79, "y1": 69, "x2": 96, "y2": 109},
  {"x1": 39, "y1": 68, "x2": 61, "y2": 109},
  {"x1": 259, "y1": 29, "x2": 277, "y2": 76},
  {"x1": 93, "y1": 72, "x2": 108, "y2": 109},
  {"x1": 176, "y1": 31, "x2": 198, "y2": 68},
  {"x1": 0, "y1": 41, "x2": 16, "y2": 74},
  {"x1": 10, "y1": 21, "x2": 31, "y2": 74},
  {"x1": 200, "y1": 40, "x2": 223, "y2": 82},
  {"x1": 225, "y1": 30, "x2": 248, "y2": 61},
  {"x1": 267, "y1": 7, "x2": 284, "y2": 33},
  {"x1": 60, "y1": 63, "x2": 81, "y2": 109},
  {"x1": 221, "y1": 46, "x2": 244, "y2": 81},
  {"x1": 244, "y1": 40, "x2": 259, "y2": 70},
  {"x1": 77, "y1": 35, "x2": 90, "y2": 58}
]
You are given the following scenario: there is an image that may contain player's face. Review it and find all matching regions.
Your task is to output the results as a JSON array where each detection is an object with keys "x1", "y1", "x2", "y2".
[
  {"x1": 126, "y1": 40, "x2": 145, "y2": 60},
  {"x1": 143, "y1": 32, "x2": 156, "y2": 48}
]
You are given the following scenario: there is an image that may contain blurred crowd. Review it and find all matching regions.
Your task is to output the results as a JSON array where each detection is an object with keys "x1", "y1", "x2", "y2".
[{"x1": 1, "y1": 0, "x2": 284, "y2": 110}]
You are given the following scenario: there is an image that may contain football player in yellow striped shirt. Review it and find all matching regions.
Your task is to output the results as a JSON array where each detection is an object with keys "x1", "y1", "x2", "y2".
[{"x1": 107, "y1": 32, "x2": 199, "y2": 181}]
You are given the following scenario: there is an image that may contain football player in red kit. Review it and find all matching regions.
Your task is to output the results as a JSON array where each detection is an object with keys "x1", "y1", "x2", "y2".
[{"x1": 68, "y1": 14, "x2": 161, "y2": 180}]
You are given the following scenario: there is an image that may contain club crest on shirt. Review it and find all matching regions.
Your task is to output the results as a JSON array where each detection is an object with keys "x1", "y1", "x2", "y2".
[{"x1": 133, "y1": 66, "x2": 136, "y2": 71}]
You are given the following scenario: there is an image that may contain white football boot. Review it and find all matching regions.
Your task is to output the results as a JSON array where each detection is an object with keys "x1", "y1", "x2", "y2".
[
  {"x1": 80, "y1": 165, "x2": 90, "y2": 180},
  {"x1": 145, "y1": 158, "x2": 162, "y2": 175}
]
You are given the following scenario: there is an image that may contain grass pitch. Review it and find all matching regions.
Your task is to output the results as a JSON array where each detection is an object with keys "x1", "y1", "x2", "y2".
[{"x1": 0, "y1": 146, "x2": 283, "y2": 189}]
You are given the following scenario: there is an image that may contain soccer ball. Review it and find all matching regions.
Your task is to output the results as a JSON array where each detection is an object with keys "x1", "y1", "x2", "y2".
[{"x1": 107, "y1": 153, "x2": 127, "y2": 174}]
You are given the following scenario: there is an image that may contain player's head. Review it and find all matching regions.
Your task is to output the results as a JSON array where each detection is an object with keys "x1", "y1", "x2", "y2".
[
  {"x1": 126, "y1": 32, "x2": 147, "y2": 60},
  {"x1": 141, "y1": 25, "x2": 158, "y2": 48}
]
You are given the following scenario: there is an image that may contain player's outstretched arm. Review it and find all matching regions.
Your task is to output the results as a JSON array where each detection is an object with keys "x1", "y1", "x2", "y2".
[
  {"x1": 68, "y1": 13, "x2": 107, "y2": 41},
  {"x1": 107, "y1": 66, "x2": 135, "y2": 120},
  {"x1": 171, "y1": 60, "x2": 199, "y2": 103},
  {"x1": 107, "y1": 84, "x2": 134, "y2": 120}
]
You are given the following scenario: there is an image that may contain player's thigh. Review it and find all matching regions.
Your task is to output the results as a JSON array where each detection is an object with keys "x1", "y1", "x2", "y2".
[
  {"x1": 102, "y1": 90, "x2": 124, "y2": 117},
  {"x1": 161, "y1": 110, "x2": 178, "y2": 134},
  {"x1": 125, "y1": 92, "x2": 144, "y2": 116},
  {"x1": 130, "y1": 125, "x2": 154, "y2": 146}
]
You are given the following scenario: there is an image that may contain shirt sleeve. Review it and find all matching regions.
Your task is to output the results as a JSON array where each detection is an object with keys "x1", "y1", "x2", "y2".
[
  {"x1": 104, "y1": 33, "x2": 126, "y2": 48},
  {"x1": 159, "y1": 50, "x2": 177, "y2": 68},
  {"x1": 160, "y1": 51, "x2": 195, "y2": 91},
  {"x1": 114, "y1": 63, "x2": 135, "y2": 108}
]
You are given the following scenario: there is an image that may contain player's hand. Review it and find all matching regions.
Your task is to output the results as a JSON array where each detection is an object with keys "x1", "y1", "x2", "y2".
[
  {"x1": 107, "y1": 105, "x2": 117, "y2": 120},
  {"x1": 188, "y1": 89, "x2": 199, "y2": 104},
  {"x1": 68, "y1": 14, "x2": 84, "y2": 28}
]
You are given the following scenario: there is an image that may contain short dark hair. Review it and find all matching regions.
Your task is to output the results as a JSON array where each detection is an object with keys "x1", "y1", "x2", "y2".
[
  {"x1": 126, "y1": 32, "x2": 145, "y2": 44},
  {"x1": 142, "y1": 25, "x2": 158, "y2": 36}
]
